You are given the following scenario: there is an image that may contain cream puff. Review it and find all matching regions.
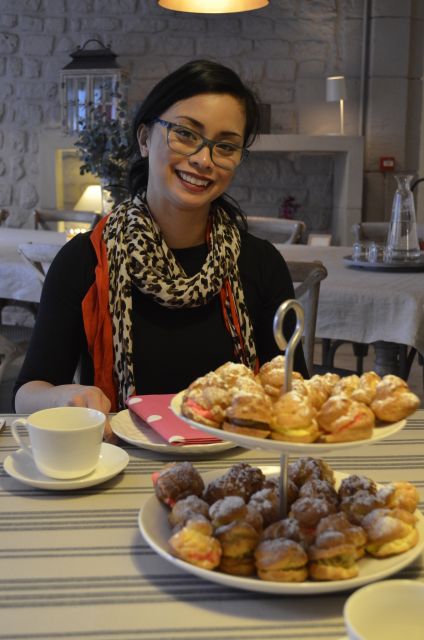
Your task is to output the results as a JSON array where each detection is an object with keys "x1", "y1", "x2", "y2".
[
  {"x1": 215, "y1": 520, "x2": 260, "y2": 576},
  {"x1": 376, "y1": 481, "x2": 420, "y2": 513},
  {"x1": 203, "y1": 462, "x2": 265, "y2": 504},
  {"x1": 331, "y1": 374, "x2": 360, "y2": 397},
  {"x1": 370, "y1": 375, "x2": 420, "y2": 422},
  {"x1": 222, "y1": 391, "x2": 272, "y2": 439},
  {"x1": 317, "y1": 395, "x2": 375, "y2": 443},
  {"x1": 308, "y1": 541, "x2": 359, "y2": 580},
  {"x1": 260, "y1": 517, "x2": 304, "y2": 546},
  {"x1": 271, "y1": 391, "x2": 319, "y2": 443},
  {"x1": 309, "y1": 372, "x2": 341, "y2": 395},
  {"x1": 339, "y1": 489, "x2": 384, "y2": 525},
  {"x1": 258, "y1": 355, "x2": 303, "y2": 399},
  {"x1": 168, "y1": 494, "x2": 210, "y2": 528},
  {"x1": 315, "y1": 512, "x2": 367, "y2": 559},
  {"x1": 248, "y1": 487, "x2": 280, "y2": 527},
  {"x1": 169, "y1": 520, "x2": 222, "y2": 570},
  {"x1": 351, "y1": 371, "x2": 381, "y2": 405},
  {"x1": 289, "y1": 496, "x2": 337, "y2": 545},
  {"x1": 298, "y1": 478, "x2": 339, "y2": 508},
  {"x1": 214, "y1": 361, "x2": 255, "y2": 387},
  {"x1": 153, "y1": 462, "x2": 205, "y2": 508},
  {"x1": 361, "y1": 507, "x2": 419, "y2": 557},
  {"x1": 255, "y1": 538, "x2": 308, "y2": 582},
  {"x1": 338, "y1": 474, "x2": 377, "y2": 499},
  {"x1": 288, "y1": 457, "x2": 335, "y2": 488},
  {"x1": 209, "y1": 496, "x2": 247, "y2": 528},
  {"x1": 181, "y1": 372, "x2": 227, "y2": 427}
]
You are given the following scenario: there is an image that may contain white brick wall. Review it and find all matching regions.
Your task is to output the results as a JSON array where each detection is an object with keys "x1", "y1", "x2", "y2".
[{"x1": 0, "y1": 0, "x2": 422, "y2": 233}]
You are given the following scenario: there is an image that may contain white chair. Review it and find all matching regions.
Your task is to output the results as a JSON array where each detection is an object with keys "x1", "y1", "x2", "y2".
[
  {"x1": 33, "y1": 209, "x2": 101, "y2": 231},
  {"x1": 307, "y1": 233, "x2": 332, "y2": 246},
  {"x1": 285, "y1": 260, "x2": 328, "y2": 375},
  {"x1": 17, "y1": 242, "x2": 62, "y2": 283},
  {"x1": 247, "y1": 216, "x2": 306, "y2": 244}
]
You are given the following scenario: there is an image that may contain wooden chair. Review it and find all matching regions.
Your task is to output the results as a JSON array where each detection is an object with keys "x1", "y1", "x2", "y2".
[
  {"x1": 285, "y1": 260, "x2": 328, "y2": 375},
  {"x1": 17, "y1": 242, "x2": 62, "y2": 284},
  {"x1": 33, "y1": 209, "x2": 101, "y2": 231},
  {"x1": 0, "y1": 303, "x2": 35, "y2": 395},
  {"x1": 0, "y1": 209, "x2": 9, "y2": 226},
  {"x1": 247, "y1": 216, "x2": 306, "y2": 244}
]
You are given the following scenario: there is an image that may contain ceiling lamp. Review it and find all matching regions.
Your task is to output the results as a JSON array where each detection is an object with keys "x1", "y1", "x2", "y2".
[{"x1": 158, "y1": 1, "x2": 269, "y2": 13}]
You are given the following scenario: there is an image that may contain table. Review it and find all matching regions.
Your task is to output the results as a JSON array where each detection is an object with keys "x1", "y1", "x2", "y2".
[
  {"x1": 0, "y1": 411, "x2": 423, "y2": 639},
  {"x1": 278, "y1": 244, "x2": 424, "y2": 376},
  {"x1": 0, "y1": 227, "x2": 66, "y2": 304}
]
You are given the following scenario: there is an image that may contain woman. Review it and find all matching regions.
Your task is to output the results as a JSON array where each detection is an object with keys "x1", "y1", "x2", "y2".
[{"x1": 14, "y1": 59, "x2": 308, "y2": 438}]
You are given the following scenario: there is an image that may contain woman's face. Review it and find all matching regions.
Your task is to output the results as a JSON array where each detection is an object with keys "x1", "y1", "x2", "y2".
[{"x1": 140, "y1": 93, "x2": 246, "y2": 217}]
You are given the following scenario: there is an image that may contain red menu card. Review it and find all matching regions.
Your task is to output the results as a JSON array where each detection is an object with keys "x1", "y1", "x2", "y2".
[{"x1": 126, "y1": 394, "x2": 222, "y2": 446}]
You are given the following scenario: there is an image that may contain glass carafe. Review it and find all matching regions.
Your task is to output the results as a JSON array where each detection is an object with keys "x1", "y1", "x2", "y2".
[{"x1": 386, "y1": 173, "x2": 420, "y2": 261}]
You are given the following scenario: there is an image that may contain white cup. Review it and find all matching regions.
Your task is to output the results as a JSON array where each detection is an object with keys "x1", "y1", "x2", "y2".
[
  {"x1": 344, "y1": 580, "x2": 424, "y2": 640},
  {"x1": 12, "y1": 407, "x2": 106, "y2": 479}
]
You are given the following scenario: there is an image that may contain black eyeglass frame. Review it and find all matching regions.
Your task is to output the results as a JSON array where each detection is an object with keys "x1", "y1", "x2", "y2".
[{"x1": 152, "y1": 117, "x2": 249, "y2": 169}]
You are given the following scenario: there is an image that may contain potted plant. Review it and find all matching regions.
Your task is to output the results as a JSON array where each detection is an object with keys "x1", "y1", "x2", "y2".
[{"x1": 74, "y1": 91, "x2": 132, "y2": 211}]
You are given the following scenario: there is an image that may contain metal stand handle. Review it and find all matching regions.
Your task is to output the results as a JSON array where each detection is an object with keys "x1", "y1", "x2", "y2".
[{"x1": 273, "y1": 299, "x2": 305, "y2": 517}]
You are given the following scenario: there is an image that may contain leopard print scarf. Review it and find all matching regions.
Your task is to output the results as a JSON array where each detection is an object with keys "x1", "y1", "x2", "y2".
[{"x1": 103, "y1": 193, "x2": 258, "y2": 407}]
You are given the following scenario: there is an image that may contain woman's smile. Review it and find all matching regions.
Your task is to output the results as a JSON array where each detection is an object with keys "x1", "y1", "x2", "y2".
[{"x1": 175, "y1": 169, "x2": 213, "y2": 191}]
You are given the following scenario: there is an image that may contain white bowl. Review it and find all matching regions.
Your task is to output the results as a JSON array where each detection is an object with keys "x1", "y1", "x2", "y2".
[{"x1": 344, "y1": 579, "x2": 424, "y2": 640}]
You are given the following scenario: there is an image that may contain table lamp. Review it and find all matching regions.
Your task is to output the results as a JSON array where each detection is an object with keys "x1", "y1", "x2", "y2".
[
  {"x1": 74, "y1": 185, "x2": 102, "y2": 213},
  {"x1": 326, "y1": 75, "x2": 347, "y2": 135}
]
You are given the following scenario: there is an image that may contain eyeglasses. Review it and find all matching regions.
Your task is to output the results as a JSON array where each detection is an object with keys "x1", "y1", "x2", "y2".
[{"x1": 152, "y1": 118, "x2": 249, "y2": 170}]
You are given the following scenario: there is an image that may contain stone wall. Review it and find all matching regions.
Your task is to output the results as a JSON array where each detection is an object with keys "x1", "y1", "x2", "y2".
[{"x1": 0, "y1": 0, "x2": 423, "y2": 236}]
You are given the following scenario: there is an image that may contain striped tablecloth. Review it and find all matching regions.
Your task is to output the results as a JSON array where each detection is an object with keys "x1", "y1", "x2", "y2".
[{"x1": 1, "y1": 411, "x2": 423, "y2": 640}]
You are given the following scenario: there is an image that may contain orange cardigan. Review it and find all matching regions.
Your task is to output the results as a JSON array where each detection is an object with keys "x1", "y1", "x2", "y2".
[{"x1": 81, "y1": 215, "x2": 119, "y2": 411}]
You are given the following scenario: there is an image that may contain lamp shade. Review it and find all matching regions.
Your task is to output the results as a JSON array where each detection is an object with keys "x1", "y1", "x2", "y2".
[
  {"x1": 158, "y1": 0, "x2": 268, "y2": 12},
  {"x1": 326, "y1": 76, "x2": 347, "y2": 102},
  {"x1": 74, "y1": 185, "x2": 102, "y2": 213}
]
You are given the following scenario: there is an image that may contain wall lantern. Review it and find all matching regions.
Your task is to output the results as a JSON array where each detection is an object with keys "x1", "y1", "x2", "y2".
[
  {"x1": 158, "y1": 0, "x2": 269, "y2": 13},
  {"x1": 60, "y1": 39, "x2": 125, "y2": 134}
]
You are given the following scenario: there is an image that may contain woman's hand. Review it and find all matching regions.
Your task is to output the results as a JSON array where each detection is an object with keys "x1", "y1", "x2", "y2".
[
  {"x1": 64, "y1": 385, "x2": 117, "y2": 443},
  {"x1": 15, "y1": 382, "x2": 118, "y2": 443}
]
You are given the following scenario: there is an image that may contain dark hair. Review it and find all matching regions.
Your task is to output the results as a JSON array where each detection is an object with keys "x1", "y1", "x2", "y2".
[{"x1": 127, "y1": 59, "x2": 261, "y2": 225}]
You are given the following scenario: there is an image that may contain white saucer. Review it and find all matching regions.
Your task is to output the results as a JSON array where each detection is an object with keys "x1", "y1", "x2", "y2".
[
  {"x1": 3, "y1": 443, "x2": 129, "y2": 490},
  {"x1": 110, "y1": 409, "x2": 236, "y2": 456}
]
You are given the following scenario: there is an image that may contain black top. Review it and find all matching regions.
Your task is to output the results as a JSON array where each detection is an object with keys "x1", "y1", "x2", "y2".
[{"x1": 13, "y1": 230, "x2": 308, "y2": 405}]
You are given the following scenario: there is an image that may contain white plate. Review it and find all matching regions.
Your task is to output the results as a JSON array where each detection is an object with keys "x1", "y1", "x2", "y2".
[
  {"x1": 170, "y1": 391, "x2": 406, "y2": 454},
  {"x1": 138, "y1": 468, "x2": 424, "y2": 595},
  {"x1": 3, "y1": 443, "x2": 129, "y2": 490},
  {"x1": 110, "y1": 409, "x2": 236, "y2": 456}
]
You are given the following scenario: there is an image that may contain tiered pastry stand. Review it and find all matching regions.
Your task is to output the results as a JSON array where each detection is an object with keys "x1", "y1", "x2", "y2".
[
  {"x1": 156, "y1": 299, "x2": 424, "y2": 594},
  {"x1": 171, "y1": 299, "x2": 406, "y2": 518}
]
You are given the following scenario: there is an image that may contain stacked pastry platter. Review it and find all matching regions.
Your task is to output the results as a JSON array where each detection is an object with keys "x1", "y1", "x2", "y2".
[{"x1": 139, "y1": 300, "x2": 424, "y2": 594}]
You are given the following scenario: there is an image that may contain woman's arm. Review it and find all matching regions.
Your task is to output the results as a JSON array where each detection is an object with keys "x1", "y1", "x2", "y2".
[
  {"x1": 12, "y1": 235, "x2": 117, "y2": 442},
  {"x1": 15, "y1": 381, "x2": 116, "y2": 442}
]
